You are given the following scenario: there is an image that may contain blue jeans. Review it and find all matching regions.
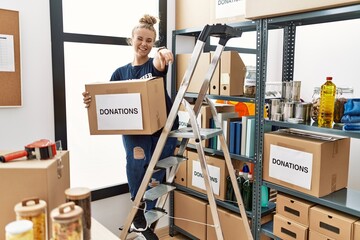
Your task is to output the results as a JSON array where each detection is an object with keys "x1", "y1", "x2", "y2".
[{"x1": 122, "y1": 135, "x2": 177, "y2": 210}]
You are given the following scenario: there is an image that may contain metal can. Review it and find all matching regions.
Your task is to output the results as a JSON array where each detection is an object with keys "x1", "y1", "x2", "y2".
[
  {"x1": 14, "y1": 197, "x2": 47, "y2": 240},
  {"x1": 50, "y1": 202, "x2": 83, "y2": 240},
  {"x1": 283, "y1": 102, "x2": 294, "y2": 121},
  {"x1": 5, "y1": 220, "x2": 33, "y2": 240},
  {"x1": 65, "y1": 187, "x2": 91, "y2": 240}
]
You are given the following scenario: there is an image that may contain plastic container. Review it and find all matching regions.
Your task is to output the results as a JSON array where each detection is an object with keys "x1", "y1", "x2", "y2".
[
  {"x1": 65, "y1": 187, "x2": 91, "y2": 240},
  {"x1": 50, "y1": 202, "x2": 83, "y2": 240},
  {"x1": 235, "y1": 170, "x2": 246, "y2": 205},
  {"x1": 14, "y1": 197, "x2": 47, "y2": 240},
  {"x1": 261, "y1": 185, "x2": 269, "y2": 207},
  {"x1": 311, "y1": 87, "x2": 321, "y2": 122},
  {"x1": 318, "y1": 77, "x2": 336, "y2": 127},
  {"x1": 242, "y1": 173, "x2": 253, "y2": 211},
  {"x1": 334, "y1": 87, "x2": 354, "y2": 123},
  {"x1": 5, "y1": 220, "x2": 33, "y2": 240},
  {"x1": 225, "y1": 171, "x2": 236, "y2": 204},
  {"x1": 244, "y1": 66, "x2": 256, "y2": 98}
]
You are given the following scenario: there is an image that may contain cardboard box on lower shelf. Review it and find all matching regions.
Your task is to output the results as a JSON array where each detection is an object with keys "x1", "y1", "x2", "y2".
[
  {"x1": 263, "y1": 129, "x2": 350, "y2": 197},
  {"x1": 273, "y1": 213, "x2": 309, "y2": 240},
  {"x1": 310, "y1": 205, "x2": 359, "y2": 240},
  {"x1": 0, "y1": 150, "x2": 70, "y2": 239},
  {"x1": 354, "y1": 220, "x2": 360, "y2": 240},
  {"x1": 309, "y1": 230, "x2": 335, "y2": 240}
]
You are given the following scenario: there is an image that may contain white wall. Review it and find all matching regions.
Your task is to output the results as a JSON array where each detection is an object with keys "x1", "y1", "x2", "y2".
[{"x1": 0, "y1": 0, "x2": 54, "y2": 150}]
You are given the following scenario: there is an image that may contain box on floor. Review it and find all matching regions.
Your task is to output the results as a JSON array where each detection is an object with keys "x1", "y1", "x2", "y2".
[
  {"x1": 263, "y1": 129, "x2": 350, "y2": 197},
  {"x1": 0, "y1": 150, "x2": 70, "y2": 239}
]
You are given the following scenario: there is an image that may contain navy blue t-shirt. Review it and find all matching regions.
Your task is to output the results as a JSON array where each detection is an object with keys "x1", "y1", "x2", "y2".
[{"x1": 110, "y1": 58, "x2": 179, "y2": 135}]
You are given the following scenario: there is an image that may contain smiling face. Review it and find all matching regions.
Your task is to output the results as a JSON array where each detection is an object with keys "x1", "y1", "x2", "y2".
[{"x1": 131, "y1": 27, "x2": 155, "y2": 61}]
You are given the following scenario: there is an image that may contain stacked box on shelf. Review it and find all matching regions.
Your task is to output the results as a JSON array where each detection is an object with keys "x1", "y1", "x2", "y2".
[
  {"x1": 273, "y1": 192, "x2": 314, "y2": 240},
  {"x1": 309, "y1": 205, "x2": 359, "y2": 240}
]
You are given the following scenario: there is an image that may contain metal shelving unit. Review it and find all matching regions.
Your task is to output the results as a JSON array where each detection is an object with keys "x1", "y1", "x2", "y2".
[
  {"x1": 170, "y1": 20, "x2": 271, "y2": 240},
  {"x1": 259, "y1": 3, "x2": 360, "y2": 238}
]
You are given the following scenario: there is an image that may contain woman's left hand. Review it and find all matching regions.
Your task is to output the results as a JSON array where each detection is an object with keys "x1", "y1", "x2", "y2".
[{"x1": 156, "y1": 48, "x2": 173, "y2": 71}]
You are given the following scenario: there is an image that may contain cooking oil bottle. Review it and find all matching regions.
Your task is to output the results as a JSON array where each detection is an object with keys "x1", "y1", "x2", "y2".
[{"x1": 318, "y1": 76, "x2": 336, "y2": 127}]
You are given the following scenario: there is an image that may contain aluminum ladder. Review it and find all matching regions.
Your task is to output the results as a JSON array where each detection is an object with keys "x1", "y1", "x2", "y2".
[{"x1": 119, "y1": 23, "x2": 253, "y2": 240}]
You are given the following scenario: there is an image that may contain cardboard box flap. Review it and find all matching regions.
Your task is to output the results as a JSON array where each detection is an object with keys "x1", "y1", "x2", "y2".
[{"x1": 279, "y1": 129, "x2": 346, "y2": 142}]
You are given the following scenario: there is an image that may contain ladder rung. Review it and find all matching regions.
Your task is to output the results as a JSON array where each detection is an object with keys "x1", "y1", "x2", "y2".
[
  {"x1": 145, "y1": 209, "x2": 167, "y2": 226},
  {"x1": 169, "y1": 127, "x2": 222, "y2": 140},
  {"x1": 144, "y1": 184, "x2": 176, "y2": 201},
  {"x1": 156, "y1": 156, "x2": 187, "y2": 169}
]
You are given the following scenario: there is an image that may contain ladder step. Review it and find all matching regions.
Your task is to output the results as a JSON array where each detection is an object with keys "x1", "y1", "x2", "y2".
[
  {"x1": 169, "y1": 127, "x2": 222, "y2": 140},
  {"x1": 145, "y1": 209, "x2": 167, "y2": 226},
  {"x1": 144, "y1": 184, "x2": 176, "y2": 201},
  {"x1": 156, "y1": 156, "x2": 187, "y2": 169}
]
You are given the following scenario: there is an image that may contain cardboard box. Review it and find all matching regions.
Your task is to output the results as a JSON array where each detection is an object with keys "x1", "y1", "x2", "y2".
[
  {"x1": 174, "y1": 148, "x2": 187, "y2": 187},
  {"x1": 220, "y1": 51, "x2": 246, "y2": 96},
  {"x1": 85, "y1": 77, "x2": 167, "y2": 135},
  {"x1": 310, "y1": 205, "x2": 359, "y2": 240},
  {"x1": 176, "y1": 53, "x2": 212, "y2": 94},
  {"x1": 354, "y1": 220, "x2": 360, "y2": 240},
  {"x1": 309, "y1": 230, "x2": 335, "y2": 240},
  {"x1": 174, "y1": 190, "x2": 207, "y2": 240},
  {"x1": 187, "y1": 150, "x2": 228, "y2": 200},
  {"x1": 176, "y1": 0, "x2": 210, "y2": 30},
  {"x1": 245, "y1": 0, "x2": 360, "y2": 20},
  {"x1": 206, "y1": 205, "x2": 250, "y2": 240},
  {"x1": 210, "y1": 0, "x2": 247, "y2": 24},
  {"x1": 0, "y1": 151, "x2": 70, "y2": 239},
  {"x1": 263, "y1": 129, "x2": 350, "y2": 197},
  {"x1": 276, "y1": 192, "x2": 315, "y2": 226},
  {"x1": 273, "y1": 214, "x2": 309, "y2": 240}
]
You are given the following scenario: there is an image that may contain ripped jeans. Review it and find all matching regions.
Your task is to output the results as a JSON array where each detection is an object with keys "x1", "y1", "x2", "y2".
[{"x1": 122, "y1": 134, "x2": 177, "y2": 210}]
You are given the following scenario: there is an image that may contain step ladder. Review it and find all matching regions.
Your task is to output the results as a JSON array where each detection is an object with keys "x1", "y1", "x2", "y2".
[{"x1": 119, "y1": 24, "x2": 253, "y2": 240}]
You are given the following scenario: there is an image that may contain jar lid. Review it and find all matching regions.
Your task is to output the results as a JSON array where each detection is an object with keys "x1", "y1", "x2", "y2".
[
  {"x1": 65, "y1": 187, "x2": 91, "y2": 200},
  {"x1": 337, "y1": 87, "x2": 354, "y2": 94},
  {"x1": 51, "y1": 202, "x2": 83, "y2": 221},
  {"x1": 5, "y1": 220, "x2": 33, "y2": 235},
  {"x1": 14, "y1": 197, "x2": 47, "y2": 216}
]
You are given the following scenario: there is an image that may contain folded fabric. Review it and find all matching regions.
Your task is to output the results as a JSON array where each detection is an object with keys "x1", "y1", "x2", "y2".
[
  {"x1": 343, "y1": 98, "x2": 360, "y2": 116},
  {"x1": 343, "y1": 123, "x2": 360, "y2": 131},
  {"x1": 341, "y1": 114, "x2": 360, "y2": 123}
]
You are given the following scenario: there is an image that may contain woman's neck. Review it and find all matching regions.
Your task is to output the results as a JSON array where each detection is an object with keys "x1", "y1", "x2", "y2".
[{"x1": 132, "y1": 56, "x2": 149, "y2": 66}]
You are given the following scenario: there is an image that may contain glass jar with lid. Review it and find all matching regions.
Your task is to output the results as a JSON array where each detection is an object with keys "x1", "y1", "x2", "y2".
[
  {"x1": 14, "y1": 197, "x2": 47, "y2": 240},
  {"x1": 243, "y1": 66, "x2": 256, "y2": 98},
  {"x1": 334, "y1": 87, "x2": 354, "y2": 123},
  {"x1": 5, "y1": 220, "x2": 33, "y2": 240},
  {"x1": 51, "y1": 202, "x2": 83, "y2": 240},
  {"x1": 311, "y1": 87, "x2": 321, "y2": 122}
]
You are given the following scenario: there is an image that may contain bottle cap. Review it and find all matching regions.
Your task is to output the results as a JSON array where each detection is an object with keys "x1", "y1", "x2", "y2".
[
  {"x1": 242, "y1": 164, "x2": 250, "y2": 173},
  {"x1": 326, "y1": 77, "x2": 333, "y2": 81},
  {"x1": 238, "y1": 170, "x2": 244, "y2": 176}
]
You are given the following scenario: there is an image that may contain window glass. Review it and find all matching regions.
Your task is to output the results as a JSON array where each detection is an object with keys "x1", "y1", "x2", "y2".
[
  {"x1": 62, "y1": 0, "x2": 159, "y2": 38},
  {"x1": 64, "y1": 42, "x2": 133, "y2": 189}
]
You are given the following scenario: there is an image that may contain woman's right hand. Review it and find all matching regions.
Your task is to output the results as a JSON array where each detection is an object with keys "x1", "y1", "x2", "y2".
[{"x1": 82, "y1": 91, "x2": 92, "y2": 108}]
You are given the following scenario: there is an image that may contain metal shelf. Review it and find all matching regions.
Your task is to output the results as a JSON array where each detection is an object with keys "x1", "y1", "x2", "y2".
[
  {"x1": 266, "y1": 120, "x2": 360, "y2": 139},
  {"x1": 184, "y1": 92, "x2": 255, "y2": 103},
  {"x1": 264, "y1": 181, "x2": 360, "y2": 217},
  {"x1": 175, "y1": 185, "x2": 276, "y2": 218},
  {"x1": 261, "y1": 220, "x2": 281, "y2": 240}
]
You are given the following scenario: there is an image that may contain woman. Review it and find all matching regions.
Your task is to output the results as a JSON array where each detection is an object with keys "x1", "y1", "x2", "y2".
[{"x1": 83, "y1": 14, "x2": 179, "y2": 239}]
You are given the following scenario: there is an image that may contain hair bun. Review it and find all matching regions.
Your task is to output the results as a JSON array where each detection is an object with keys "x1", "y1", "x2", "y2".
[{"x1": 139, "y1": 14, "x2": 158, "y2": 26}]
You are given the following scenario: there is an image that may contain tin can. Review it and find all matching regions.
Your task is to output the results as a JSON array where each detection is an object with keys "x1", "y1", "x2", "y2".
[{"x1": 283, "y1": 102, "x2": 294, "y2": 121}]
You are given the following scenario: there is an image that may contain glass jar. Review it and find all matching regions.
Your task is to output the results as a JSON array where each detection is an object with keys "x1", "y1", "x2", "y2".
[
  {"x1": 243, "y1": 66, "x2": 256, "y2": 98},
  {"x1": 14, "y1": 198, "x2": 47, "y2": 240},
  {"x1": 5, "y1": 220, "x2": 33, "y2": 240},
  {"x1": 65, "y1": 187, "x2": 91, "y2": 240},
  {"x1": 334, "y1": 87, "x2": 354, "y2": 123},
  {"x1": 51, "y1": 202, "x2": 83, "y2": 240},
  {"x1": 311, "y1": 87, "x2": 321, "y2": 122}
]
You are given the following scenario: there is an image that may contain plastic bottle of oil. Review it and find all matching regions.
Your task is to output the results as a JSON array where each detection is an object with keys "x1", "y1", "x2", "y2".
[{"x1": 318, "y1": 77, "x2": 336, "y2": 127}]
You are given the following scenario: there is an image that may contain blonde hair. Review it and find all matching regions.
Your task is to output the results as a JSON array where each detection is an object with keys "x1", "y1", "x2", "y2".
[{"x1": 127, "y1": 14, "x2": 158, "y2": 45}]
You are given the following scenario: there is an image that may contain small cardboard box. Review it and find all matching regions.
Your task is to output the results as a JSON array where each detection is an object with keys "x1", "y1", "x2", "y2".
[
  {"x1": 220, "y1": 51, "x2": 246, "y2": 96},
  {"x1": 274, "y1": 214, "x2": 309, "y2": 240},
  {"x1": 309, "y1": 230, "x2": 335, "y2": 240},
  {"x1": 245, "y1": 0, "x2": 360, "y2": 19},
  {"x1": 186, "y1": 150, "x2": 228, "y2": 200},
  {"x1": 175, "y1": 0, "x2": 210, "y2": 30},
  {"x1": 310, "y1": 205, "x2": 359, "y2": 240},
  {"x1": 0, "y1": 151, "x2": 70, "y2": 239},
  {"x1": 174, "y1": 148, "x2": 187, "y2": 187},
  {"x1": 354, "y1": 220, "x2": 360, "y2": 240},
  {"x1": 276, "y1": 192, "x2": 315, "y2": 226},
  {"x1": 174, "y1": 190, "x2": 207, "y2": 240},
  {"x1": 206, "y1": 205, "x2": 250, "y2": 240},
  {"x1": 85, "y1": 77, "x2": 167, "y2": 135},
  {"x1": 263, "y1": 129, "x2": 350, "y2": 197}
]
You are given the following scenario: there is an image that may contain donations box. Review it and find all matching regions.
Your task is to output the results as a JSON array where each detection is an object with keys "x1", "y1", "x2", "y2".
[
  {"x1": 85, "y1": 77, "x2": 167, "y2": 135},
  {"x1": 263, "y1": 129, "x2": 350, "y2": 197}
]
